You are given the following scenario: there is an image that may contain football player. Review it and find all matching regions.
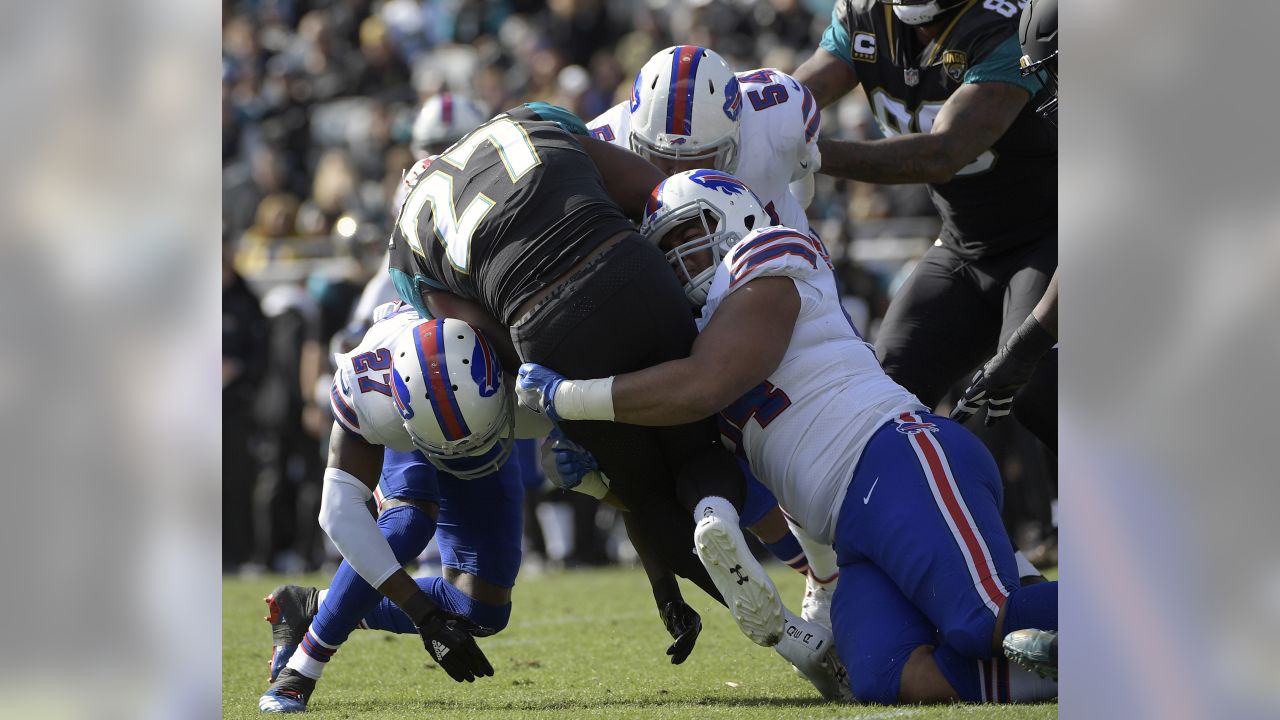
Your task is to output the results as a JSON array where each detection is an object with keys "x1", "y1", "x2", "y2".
[
  {"x1": 793, "y1": 0, "x2": 1057, "y2": 451},
  {"x1": 588, "y1": 46, "x2": 841, "y2": 625},
  {"x1": 259, "y1": 306, "x2": 549, "y2": 712},
  {"x1": 952, "y1": 0, "x2": 1058, "y2": 456},
  {"x1": 518, "y1": 170, "x2": 1059, "y2": 703},
  {"x1": 388, "y1": 106, "x2": 850, "y2": 697}
]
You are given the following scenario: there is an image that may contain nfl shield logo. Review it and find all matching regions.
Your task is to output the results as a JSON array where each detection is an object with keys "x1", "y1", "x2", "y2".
[{"x1": 904, "y1": 67, "x2": 920, "y2": 87}]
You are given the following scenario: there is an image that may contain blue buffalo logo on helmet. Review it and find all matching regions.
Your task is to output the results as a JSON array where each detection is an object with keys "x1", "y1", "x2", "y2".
[
  {"x1": 722, "y1": 76, "x2": 741, "y2": 121},
  {"x1": 469, "y1": 333, "x2": 501, "y2": 398},
  {"x1": 895, "y1": 419, "x2": 939, "y2": 435},
  {"x1": 629, "y1": 70, "x2": 643, "y2": 113},
  {"x1": 391, "y1": 369, "x2": 415, "y2": 420},
  {"x1": 688, "y1": 169, "x2": 748, "y2": 196}
]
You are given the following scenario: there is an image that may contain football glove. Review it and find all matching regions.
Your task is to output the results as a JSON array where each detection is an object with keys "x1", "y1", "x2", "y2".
[
  {"x1": 403, "y1": 592, "x2": 495, "y2": 683},
  {"x1": 659, "y1": 599, "x2": 703, "y2": 665},
  {"x1": 515, "y1": 363, "x2": 565, "y2": 423},
  {"x1": 952, "y1": 315, "x2": 1055, "y2": 426},
  {"x1": 540, "y1": 429, "x2": 598, "y2": 492}
]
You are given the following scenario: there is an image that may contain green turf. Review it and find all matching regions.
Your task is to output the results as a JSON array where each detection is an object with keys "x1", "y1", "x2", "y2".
[{"x1": 224, "y1": 565, "x2": 1056, "y2": 718}]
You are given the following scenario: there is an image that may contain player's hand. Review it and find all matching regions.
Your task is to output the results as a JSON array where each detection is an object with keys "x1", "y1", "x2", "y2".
[
  {"x1": 659, "y1": 600, "x2": 702, "y2": 665},
  {"x1": 540, "y1": 429, "x2": 599, "y2": 491},
  {"x1": 516, "y1": 363, "x2": 565, "y2": 423},
  {"x1": 417, "y1": 608, "x2": 495, "y2": 682},
  {"x1": 950, "y1": 348, "x2": 1039, "y2": 426}
]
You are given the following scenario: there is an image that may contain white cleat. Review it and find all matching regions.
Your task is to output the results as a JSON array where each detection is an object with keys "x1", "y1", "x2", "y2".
[
  {"x1": 694, "y1": 512, "x2": 785, "y2": 646},
  {"x1": 800, "y1": 571, "x2": 837, "y2": 631},
  {"x1": 774, "y1": 614, "x2": 853, "y2": 702}
]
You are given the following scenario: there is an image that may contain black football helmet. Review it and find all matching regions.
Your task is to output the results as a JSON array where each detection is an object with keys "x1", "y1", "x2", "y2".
[{"x1": 1019, "y1": 0, "x2": 1058, "y2": 125}]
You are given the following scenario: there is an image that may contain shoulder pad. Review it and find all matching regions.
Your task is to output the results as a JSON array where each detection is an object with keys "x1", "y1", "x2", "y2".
[{"x1": 724, "y1": 227, "x2": 831, "y2": 289}]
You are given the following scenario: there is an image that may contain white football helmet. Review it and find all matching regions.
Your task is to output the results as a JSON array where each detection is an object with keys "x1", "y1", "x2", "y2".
[
  {"x1": 410, "y1": 93, "x2": 487, "y2": 157},
  {"x1": 390, "y1": 318, "x2": 514, "y2": 479},
  {"x1": 640, "y1": 169, "x2": 769, "y2": 306},
  {"x1": 629, "y1": 46, "x2": 742, "y2": 172}
]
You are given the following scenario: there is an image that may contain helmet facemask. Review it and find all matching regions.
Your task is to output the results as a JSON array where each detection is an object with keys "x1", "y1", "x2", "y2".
[
  {"x1": 630, "y1": 127, "x2": 740, "y2": 175},
  {"x1": 646, "y1": 200, "x2": 744, "y2": 306},
  {"x1": 1020, "y1": 52, "x2": 1058, "y2": 127},
  {"x1": 402, "y1": 386, "x2": 516, "y2": 480}
]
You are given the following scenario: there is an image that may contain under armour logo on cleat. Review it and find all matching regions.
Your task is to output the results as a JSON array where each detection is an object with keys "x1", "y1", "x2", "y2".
[
  {"x1": 729, "y1": 564, "x2": 749, "y2": 585},
  {"x1": 432, "y1": 639, "x2": 450, "y2": 660}
]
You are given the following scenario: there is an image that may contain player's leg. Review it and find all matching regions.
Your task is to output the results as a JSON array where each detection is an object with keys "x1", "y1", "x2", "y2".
[
  {"x1": 999, "y1": 235, "x2": 1057, "y2": 451},
  {"x1": 259, "y1": 449, "x2": 440, "y2": 712},
  {"x1": 511, "y1": 237, "x2": 778, "y2": 634},
  {"x1": 839, "y1": 414, "x2": 1055, "y2": 659},
  {"x1": 875, "y1": 244, "x2": 1001, "y2": 409}
]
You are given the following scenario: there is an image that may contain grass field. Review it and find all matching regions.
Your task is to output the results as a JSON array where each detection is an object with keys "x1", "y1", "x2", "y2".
[{"x1": 224, "y1": 565, "x2": 1056, "y2": 719}]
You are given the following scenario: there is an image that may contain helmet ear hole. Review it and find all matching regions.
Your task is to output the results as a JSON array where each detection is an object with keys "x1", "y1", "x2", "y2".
[{"x1": 744, "y1": 214, "x2": 756, "y2": 230}]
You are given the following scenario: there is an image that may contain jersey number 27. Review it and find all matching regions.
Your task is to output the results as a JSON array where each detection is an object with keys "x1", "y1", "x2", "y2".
[{"x1": 398, "y1": 117, "x2": 542, "y2": 272}]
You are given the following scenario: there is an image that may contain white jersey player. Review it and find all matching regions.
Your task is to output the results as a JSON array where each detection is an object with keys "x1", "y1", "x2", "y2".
[
  {"x1": 586, "y1": 45, "x2": 821, "y2": 234},
  {"x1": 518, "y1": 170, "x2": 1059, "y2": 705}
]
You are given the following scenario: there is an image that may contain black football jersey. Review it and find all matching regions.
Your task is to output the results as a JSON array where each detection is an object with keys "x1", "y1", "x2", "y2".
[
  {"x1": 824, "y1": 0, "x2": 1056, "y2": 257},
  {"x1": 388, "y1": 108, "x2": 634, "y2": 324}
]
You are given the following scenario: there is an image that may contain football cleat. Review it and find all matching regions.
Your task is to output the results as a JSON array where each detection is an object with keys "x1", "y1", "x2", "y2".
[
  {"x1": 258, "y1": 667, "x2": 316, "y2": 713},
  {"x1": 264, "y1": 585, "x2": 320, "y2": 682},
  {"x1": 774, "y1": 614, "x2": 853, "y2": 701},
  {"x1": 800, "y1": 571, "x2": 836, "y2": 631},
  {"x1": 693, "y1": 511, "x2": 785, "y2": 646},
  {"x1": 1003, "y1": 628, "x2": 1058, "y2": 681}
]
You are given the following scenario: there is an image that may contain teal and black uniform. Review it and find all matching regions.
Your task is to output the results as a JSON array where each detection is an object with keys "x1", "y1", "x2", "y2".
[
  {"x1": 388, "y1": 105, "x2": 632, "y2": 325},
  {"x1": 819, "y1": 0, "x2": 1057, "y2": 411}
]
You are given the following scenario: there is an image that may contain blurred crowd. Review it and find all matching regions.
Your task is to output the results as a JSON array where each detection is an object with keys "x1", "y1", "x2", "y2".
[{"x1": 223, "y1": 0, "x2": 1052, "y2": 575}]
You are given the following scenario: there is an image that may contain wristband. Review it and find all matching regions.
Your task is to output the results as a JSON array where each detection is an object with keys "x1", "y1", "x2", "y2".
[
  {"x1": 552, "y1": 377, "x2": 616, "y2": 421},
  {"x1": 1005, "y1": 315, "x2": 1056, "y2": 363}
]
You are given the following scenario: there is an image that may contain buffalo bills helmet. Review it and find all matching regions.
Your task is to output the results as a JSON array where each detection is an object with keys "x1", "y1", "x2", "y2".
[
  {"x1": 410, "y1": 93, "x2": 488, "y2": 157},
  {"x1": 629, "y1": 46, "x2": 742, "y2": 173}
]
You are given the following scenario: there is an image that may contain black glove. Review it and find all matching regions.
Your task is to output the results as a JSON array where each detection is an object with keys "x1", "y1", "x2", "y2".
[
  {"x1": 659, "y1": 599, "x2": 702, "y2": 665},
  {"x1": 952, "y1": 315, "x2": 1055, "y2": 426},
  {"x1": 403, "y1": 592, "x2": 495, "y2": 682}
]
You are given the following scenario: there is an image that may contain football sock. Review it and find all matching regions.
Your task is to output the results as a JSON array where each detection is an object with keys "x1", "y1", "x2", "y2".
[
  {"x1": 931, "y1": 644, "x2": 1056, "y2": 702},
  {"x1": 788, "y1": 518, "x2": 838, "y2": 583},
  {"x1": 695, "y1": 496, "x2": 739, "y2": 525},
  {"x1": 362, "y1": 576, "x2": 513, "y2": 636},
  {"x1": 1002, "y1": 581, "x2": 1058, "y2": 634},
  {"x1": 289, "y1": 504, "x2": 437, "y2": 679},
  {"x1": 762, "y1": 531, "x2": 809, "y2": 574}
]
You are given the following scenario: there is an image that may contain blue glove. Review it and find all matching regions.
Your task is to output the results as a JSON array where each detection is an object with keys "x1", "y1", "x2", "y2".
[
  {"x1": 516, "y1": 363, "x2": 566, "y2": 423},
  {"x1": 540, "y1": 429, "x2": 599, "y2": 491}
]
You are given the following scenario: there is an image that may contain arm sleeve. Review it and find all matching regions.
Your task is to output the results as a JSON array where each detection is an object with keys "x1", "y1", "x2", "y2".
[
  {"x1": 963, "y1": 34, "x2": 1039, "y2": 95},
  {"x1": 318, "y1": 468, "x2": 402, "y2": 588}
]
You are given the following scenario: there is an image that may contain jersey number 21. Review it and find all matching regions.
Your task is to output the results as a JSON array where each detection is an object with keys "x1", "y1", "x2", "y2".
[{"x1": 398, "y1": 117, "x2": 542, "y2": 272}]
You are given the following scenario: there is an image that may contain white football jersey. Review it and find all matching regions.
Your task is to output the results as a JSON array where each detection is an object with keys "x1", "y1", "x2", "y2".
[
  {"x1": 330, "y1": 303, "x2": 552, "y2": 450},
  {"x1": 699, "y1": 227, "x2": 927, "y2": 543},
  {"x1": 587, "y1": 68, "x2": 821, "y2": 234}
]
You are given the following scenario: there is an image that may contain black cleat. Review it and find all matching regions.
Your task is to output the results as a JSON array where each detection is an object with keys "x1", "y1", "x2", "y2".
[
  {"x1": 258, "y1": 667, "x2": 316, "y2": 713},
  {"x1": 264, "y1": 585, "x2": 320, "y2": 682}
]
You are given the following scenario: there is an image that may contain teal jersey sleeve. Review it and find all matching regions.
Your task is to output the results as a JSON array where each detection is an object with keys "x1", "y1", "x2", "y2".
[
  {"x1": 522, "y1": 102, "x2": 590, "y2": 137},
  {"x1": 819, "y1": 3, "x2": 857, "y2": 69},
  {"x1": 962, "y1": 34, "x2": 1040, "y2": 94}
]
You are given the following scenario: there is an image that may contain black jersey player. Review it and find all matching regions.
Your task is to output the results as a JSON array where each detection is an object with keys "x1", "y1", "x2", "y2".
[
  {"x1": 386, "y1": 106, "x2": 805, "y2": 673},
  {"x1": 795, "y1": 0, "x2": 1056, "y2": 439}
]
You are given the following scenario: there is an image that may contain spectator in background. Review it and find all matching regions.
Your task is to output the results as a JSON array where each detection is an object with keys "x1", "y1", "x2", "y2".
[{"x1": 223, "y1": 237, "x2": 269, "y2": 572}]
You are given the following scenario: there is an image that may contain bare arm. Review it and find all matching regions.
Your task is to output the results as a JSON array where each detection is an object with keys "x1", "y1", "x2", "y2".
[
  {"x1": 793, "y1": 47, "x2": 860, "y2": 109},
  {"x1": 818, "y1": 81, "x2": 1029, "y2": 184},
  {"x1": 608, "y1": 277, "x2": 800, "y2": 425},
  {"x1": 574, "y1": 134, "x2": 666, "y2": 219},
  {"x1": 1031, "y1": 269, "x2": 1058, "y2": 339}
]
